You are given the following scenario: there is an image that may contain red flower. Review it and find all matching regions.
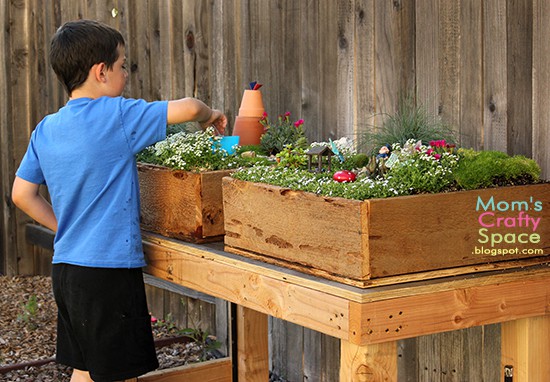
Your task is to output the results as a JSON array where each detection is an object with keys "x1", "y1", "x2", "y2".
[
  {"x1": 426, "y1": 148, "x2": 434, "y2": 155},
  {"x1": 434, "y1": 153, "x2": 441, "y2": 160},
  {"x1": 284, "y1": 111, "x2": 291, "y2": 117},
  {"x1": 294, "y1": 119, "x2": 304, "y2": 128}
]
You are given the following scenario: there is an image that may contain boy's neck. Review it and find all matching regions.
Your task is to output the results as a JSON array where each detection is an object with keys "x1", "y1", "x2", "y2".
[{"x1": 70, "y1": 85, "x2": 104, "y2": 100}]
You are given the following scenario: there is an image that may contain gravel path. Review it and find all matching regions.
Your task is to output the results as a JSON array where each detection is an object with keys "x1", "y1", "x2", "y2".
[{"x1": 0, "y1": 275, "x2": 216, "y2": 381}]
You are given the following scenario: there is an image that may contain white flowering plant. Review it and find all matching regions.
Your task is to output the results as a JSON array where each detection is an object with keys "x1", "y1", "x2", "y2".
[
  {"x1": 232, "y1": 136, "x2": 541, "y2": 200},
  {"x1": 232, "y1": 138, "x2": 462, "y2": 200},
  {"x1": 137, "y1": 127, "x2": 249, "y2": 172}
]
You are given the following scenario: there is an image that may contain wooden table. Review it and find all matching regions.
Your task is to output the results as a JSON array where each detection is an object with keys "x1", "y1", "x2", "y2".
[{"x1": 142, "y1": 233, "x2": 550, "y2": 382}]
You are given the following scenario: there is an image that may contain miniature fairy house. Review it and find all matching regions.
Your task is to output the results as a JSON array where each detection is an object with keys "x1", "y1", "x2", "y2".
[{"x1": 306, "y1": 145, "x2": 334, "y2": 172}]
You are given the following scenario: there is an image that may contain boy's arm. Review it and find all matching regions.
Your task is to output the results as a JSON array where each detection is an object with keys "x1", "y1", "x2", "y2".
[
  {"x1": 167, "y1": 98, "x2": 227, "y2": 134},
  {"x1": 12, "y1": 176, "x2": 58, "y2": 233}
]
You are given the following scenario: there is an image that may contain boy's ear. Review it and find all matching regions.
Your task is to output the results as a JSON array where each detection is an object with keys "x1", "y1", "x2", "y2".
[{"x1": 92, "y1": 63, "x2": 107, "y2": 82}]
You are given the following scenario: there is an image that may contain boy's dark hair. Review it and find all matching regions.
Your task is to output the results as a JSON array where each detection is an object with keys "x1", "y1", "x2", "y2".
[{"x1": 50, "y1": 19, "x2": 125, "y2": 95}]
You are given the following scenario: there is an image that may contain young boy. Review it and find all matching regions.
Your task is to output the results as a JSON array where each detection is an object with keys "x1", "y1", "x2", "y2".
[{"x1": 11, "y1": 19, "x2": 227, "y2": 382}]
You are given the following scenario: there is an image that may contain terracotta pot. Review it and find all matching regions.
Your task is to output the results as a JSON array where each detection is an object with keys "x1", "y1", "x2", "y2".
[
  {"x1": 238, "y1": 89, "x2": 265, "y2": 117},
  {"x1": 232, "y1": 116, "x2": 265, "y2": 146}
]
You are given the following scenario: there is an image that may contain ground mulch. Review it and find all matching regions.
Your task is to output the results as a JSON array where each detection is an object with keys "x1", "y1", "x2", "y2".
[{"x1": 0, "y1": 275, "x2": 213, "y2": 381}]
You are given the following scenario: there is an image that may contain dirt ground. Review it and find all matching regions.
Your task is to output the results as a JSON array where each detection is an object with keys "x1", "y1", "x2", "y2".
[{"x1": 0, "y1": 275, "x2": 215, "y2": 381}]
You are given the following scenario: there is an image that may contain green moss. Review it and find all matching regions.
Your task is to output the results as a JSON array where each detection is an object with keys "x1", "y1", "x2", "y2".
[
  {"x1": 454, "y1": 150, "x2": 540, "y2": 190},
  {"x1": 348, "y1": 153, "x2": 369, "y2": 169}
]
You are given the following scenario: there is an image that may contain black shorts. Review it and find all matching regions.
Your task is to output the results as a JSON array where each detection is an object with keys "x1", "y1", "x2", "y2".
[{"x1": 52, "y1": 264, "x2": 159, "y2": 381}]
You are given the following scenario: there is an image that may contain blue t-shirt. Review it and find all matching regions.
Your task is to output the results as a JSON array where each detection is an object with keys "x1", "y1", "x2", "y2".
[{"x1": 16, "y1": 96, "x2": 168, "y2": 268}]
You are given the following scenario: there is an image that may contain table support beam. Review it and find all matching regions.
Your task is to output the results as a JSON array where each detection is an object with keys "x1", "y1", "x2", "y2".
[
  {"x1": 501, "y1": 315, "x2": 550, "y2": 382},
  {"x1": 236, "y1": 306, "x2": 269, "y2": 382},
  {"x1": 340, "y1": 339, "x2": 398, "y2": 381}
]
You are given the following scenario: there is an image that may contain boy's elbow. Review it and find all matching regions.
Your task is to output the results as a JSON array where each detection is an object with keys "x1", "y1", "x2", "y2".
[
  {"x1": 11, "y1": 185, "x2": 24, "y2": 209},
  {"x1": 11, "y1": 177, "x2": 34, "y2": 209}
]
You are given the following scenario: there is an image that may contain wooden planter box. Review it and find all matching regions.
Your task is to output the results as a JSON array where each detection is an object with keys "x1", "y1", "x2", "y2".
[
  {"x1": 140, "y1": 358, "x2": 232, "y2": 382},
  {"x1": 138, "y1": 163, "x2": 232, "y2": 243},
  {"x1": 223, "y1": 177, "x2": 549, "y2": 287}
]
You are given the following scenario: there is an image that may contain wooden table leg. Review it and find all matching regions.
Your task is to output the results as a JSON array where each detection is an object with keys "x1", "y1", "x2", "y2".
[
  {"x1": 501, "y1": 315, "x2": 550, "y2": 382},
  {"x1": 236, "y1": 306, "x2": 269, "y2": 381},
  {"x1": 340, "y1": 339, "x2": 397, "y2": 381}
]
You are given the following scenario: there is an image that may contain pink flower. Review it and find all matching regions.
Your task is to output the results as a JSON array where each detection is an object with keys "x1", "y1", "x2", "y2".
[
  {"x1": 294, "y1": 119, "x2": 304, "y2": 127},
  {"x1": 151, "y1": 316, "x2": 158, "y2": 323},
  {"x1": 426, "y1": 148, "x2": 434, "y2": 155},
  {"x1": 284, "y1": 111, "x2": 291, "y2": 117},
  {"x1": 262, "y1": 111, "x2": 268, "y2": 118},
  {"x1": 434, "y1": 153, "x2": 441, "y2": 160},
  {"x1": 429, "y1": 140, "x2": 436, "y2": 147}
]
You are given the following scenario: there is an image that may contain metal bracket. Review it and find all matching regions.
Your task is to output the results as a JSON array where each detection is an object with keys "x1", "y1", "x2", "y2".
[{"x1": 504, "y1": 365, "x2": 513, "y2": 382}]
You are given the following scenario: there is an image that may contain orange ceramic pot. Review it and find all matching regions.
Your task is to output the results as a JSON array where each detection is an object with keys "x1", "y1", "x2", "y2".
[
  {"x1": 238, "y1": 89, "x2": 265, "y2": 117},
  {"x1": 232, "y1": 116, "x2": 265, "y2": 146}
]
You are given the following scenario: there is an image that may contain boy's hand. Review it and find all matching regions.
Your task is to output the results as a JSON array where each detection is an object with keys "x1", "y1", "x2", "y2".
[{"x1": 201, "y1": 109, "x2": 227, "y2": 135}]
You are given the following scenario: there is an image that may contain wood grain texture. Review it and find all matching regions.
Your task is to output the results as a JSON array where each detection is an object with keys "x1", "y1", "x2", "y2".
[
  {"x1": 459, "y1": 0, "x2": 483, "y2": 150},
  {"x1": 224, "y1": 177, "x2": 549, "y2": 285},
  {"x1": 506, "y1": 0, "x2": 533, "y2": 157},
  {"x1": 483, "y1": 0, "x2": 508, "y2": 153},
  {"x1": 138, "y1": 164, "x2": 231, "y2": 242},
  {"x1": 340, "y1": 339, "x2": 397, "y2": 381},
  {"x1": 139, "y1": 358, "x2": 232, "y2": 382},
  {"x1": 236, "y1": 306, "x2": 269, "y2": 382},
  {"x1": 415, "y1": 0, "x2": 440, "y2": 118},
  {"x1": 348, "y1": 271, "x2": 550, "y2": 345},
  {"x1": 532, "y1": 0, "x2": 550, "y2": 180},
  {"x1": 142, "y1": 235, "x2": 351, "y2": 340},
  {"x1": 501, "y1": 315, "x2": 550, "y2": 382}
]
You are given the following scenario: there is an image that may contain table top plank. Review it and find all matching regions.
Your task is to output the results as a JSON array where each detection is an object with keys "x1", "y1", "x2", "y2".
[{"x1": 143, "y1": 232, "x2": 550, "y2": 345}]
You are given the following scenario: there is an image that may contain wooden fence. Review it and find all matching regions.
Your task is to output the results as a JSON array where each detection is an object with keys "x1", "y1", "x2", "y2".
[{"x1": 1, "y1": 1, "x2": 548, "y2": 381}]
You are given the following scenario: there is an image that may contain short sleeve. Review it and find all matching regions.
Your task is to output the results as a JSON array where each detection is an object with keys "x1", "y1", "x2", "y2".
[
  {"x1": 119, "y1": 98, "x2": 168, "y2": 154},
  {"x1": 16, "y1": 130, "x2": 46, "y2": 185}
]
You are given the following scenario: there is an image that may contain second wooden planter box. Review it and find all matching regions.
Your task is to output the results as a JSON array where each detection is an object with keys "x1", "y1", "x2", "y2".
[
  {"x1": 138, "y1": 163, "x2": 232, "y2": 243},
  {"x1": 223, "y1": 177, "x2": 549, "y2": 287}
]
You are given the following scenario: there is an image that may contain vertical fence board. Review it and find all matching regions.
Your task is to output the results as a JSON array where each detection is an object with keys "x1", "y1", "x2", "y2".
[
  {"x1": 398, "y1": 338, "x2": 418, "y2": 382},
  {"x1": 506, "y1": 0, "x2": 533, "y2": 157},
  {"x1": 9, "y1": 0, "x2": 35, "y2": 275},
  {"x1": 532, "y1": 0, "x2": 550, "y2": 180},
  {"x1": 375, "y1": 0, "x2": 415, "y2": 122},
  {"x1": 459, "y1": 0, "x2": 483, "y2": 150},
  {"x1": 415, "y1": 0, "x2": 440, "y2": 118},
  {"x1": 301, "y1": 0, "x2": 321, "y2": 141},
  {"x1": 212, "y1": 0, "x2": 240, "y2": 124},
  {"x1": 482, "y1": 324, "x2": 501, "y2": 382},
  {"x1": 438, "y1": 0, "x2": 461, "y2": 139},
  {"x1": 353, "y1": 0, "x2": 375, "y2": 143},
  {"x1": 0, "y1": 0, "x2": 13, "y2": 275},
  {"x1": 281, "y1": 0, "x2": 302, "y2": 119},
  {"x1": 439, "y1": 330, "x2": 465, "y2": 382},
  {"x1": 336, "y1": 0, "x2": 354, "y2": 140},
  {"x1": 194, "y1": 0, "x2": 211, "y2": 104},
  {"x1": 483, "y1": 0, "x2": 508, "y2": 152},
  {"x1": 418, "y1": 334, "x2": 442, "y2": 381},
  {"x1": 318, "y1": 1, "x2": 338, "y2": 141}
]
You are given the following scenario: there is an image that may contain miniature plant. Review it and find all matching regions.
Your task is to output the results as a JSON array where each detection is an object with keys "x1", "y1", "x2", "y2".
[
  {"x1": 382, "y1": 140, "x2": 459, "y2": 194},
  {"x1": 275, "y1": 145, "x2": 308, "y2": 168},
  {"x1": 360, "y1": 96, "x2": 455, "y2": 154},
  {"x1": 178, "y1": 327, "x2": 222, "y2": 362},
  {"x1": 17, "y1": 294, "x2": 39, "y2": 330},
  {"x1": 137, "y1": 127, "x2": 255, "y2": 171},
  {"x1": 260, "y1": 112, "x2": 308, "y2": 155}
]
